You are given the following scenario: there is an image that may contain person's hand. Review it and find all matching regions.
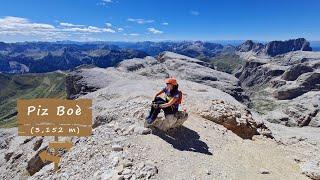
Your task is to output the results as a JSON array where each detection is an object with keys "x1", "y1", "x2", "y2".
[{"x1": 152, "y1": 103, "x2": 159, "y2": 108}]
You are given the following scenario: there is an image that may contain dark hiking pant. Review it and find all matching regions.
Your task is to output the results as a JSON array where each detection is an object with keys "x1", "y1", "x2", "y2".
[{"x1": 147, "y1": 97, "x2": 178, "y2": 120}]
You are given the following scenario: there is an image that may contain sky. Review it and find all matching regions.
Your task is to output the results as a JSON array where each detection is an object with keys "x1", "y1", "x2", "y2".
[{"x1": 0, "y1": 0, "x2": 319, "y2": 42}]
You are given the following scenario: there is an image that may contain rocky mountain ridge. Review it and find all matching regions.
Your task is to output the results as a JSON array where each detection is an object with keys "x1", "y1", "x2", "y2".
[
  {"x1": 0, "y1": 42, "x2": 148, "y2": 73},
  {"x1": 0, "y1": 38, "x2": 313, "y2": 74},
  {"x1": 237, "y1": 38, "x2": 312, "y2": 57}
]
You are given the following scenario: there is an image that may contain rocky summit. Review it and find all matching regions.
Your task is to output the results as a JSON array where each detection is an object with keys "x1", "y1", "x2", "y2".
[{"x1": 0, "y1": 39, "x2": 320, "y2": 180}]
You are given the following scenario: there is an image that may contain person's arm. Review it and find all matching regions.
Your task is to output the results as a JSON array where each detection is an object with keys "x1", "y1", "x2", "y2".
[
  {"x1": 159, "y1": 97, "x2": 177, "y2": 108},
  {"x1": 154, "y1": 89, "x2": 164, "y2": 100}
]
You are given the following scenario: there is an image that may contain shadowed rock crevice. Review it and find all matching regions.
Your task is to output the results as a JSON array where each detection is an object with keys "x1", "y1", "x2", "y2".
[{"x1": 26, "y1": 147, "x2": 51, "y2": 176}]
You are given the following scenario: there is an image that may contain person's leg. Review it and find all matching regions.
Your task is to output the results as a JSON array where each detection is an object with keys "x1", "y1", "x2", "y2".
[
  {"x1": 146, "y1": 104, "x2": 155, "y2": 119},
  {"x1": 146, "y1": 97, "x2": 165, "y2": 118},
  {"x1": 163, "y1": 106, "x2": 178, "y2": 115},
  {"x1": 153, "y1": 97, "x2": 166, "y2": 104},
  {"x1": 146, "y1": 97, "x2": 166, "y2": 124}
]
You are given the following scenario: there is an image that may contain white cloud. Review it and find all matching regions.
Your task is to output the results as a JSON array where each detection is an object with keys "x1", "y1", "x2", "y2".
[
  {"x1": 117, "y1": 27, "x2": 124, "y2": 32},
  {"x1": 0, "y1": 16, "x2": 57, "y2": 37},
  {"x1": 0, "y1": 16, "x2": 55, "y2": 31},
  {"x1": 190, "y1": 10, "x2": 199, "y2": 16},
  {"x1": 62, "y1": 25, "x2": 116, "y2": 33},
  {"x1": 60, "y1": 22, "x2": 85, "y2": 27},
  {"x1": 106, "y1": 22, "x2": 112, "y2": 27},
  {"x1": 103, "y1": 28, "x2": 116, "y2": 33},
  {"x1": 100, "y1": 0, "x2": 114, "y2": 6},
  {"x1": 127, "y1": 18, "x2": 154, "y2": 24},
  {"x1": 162, "y1": 22, "x2": 169, "y2": 26},
  {"x1": 147, "y1": 27, "x2": 163, "y2": 34},
  {"x1": 129, "y1": 33, "x2": 139, "y2": 36},
  {"x1": 0, "y1": 16, "x2": 116, "y2": 41}
]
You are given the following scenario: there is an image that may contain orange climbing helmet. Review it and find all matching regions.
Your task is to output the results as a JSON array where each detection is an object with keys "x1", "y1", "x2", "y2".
[{"x1": 165, "y1": 77, "x2": 178, "y2": 85}]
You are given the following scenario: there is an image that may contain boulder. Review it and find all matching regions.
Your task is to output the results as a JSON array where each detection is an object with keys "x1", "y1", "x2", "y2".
[
  {"x1": 145, "y1": 111, "x2": 188, "y2": 131},
  {"x1": 134, "y1": 126, "x2": 152, "y2": 135},
  {"x1": 197, "y1": 99, "x2": 270, "y2": 139}
]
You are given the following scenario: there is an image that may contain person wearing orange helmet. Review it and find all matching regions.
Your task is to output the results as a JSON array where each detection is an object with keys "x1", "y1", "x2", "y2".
[{"x1": 145, "y1": 77, "x2": 182, "y2": 124}]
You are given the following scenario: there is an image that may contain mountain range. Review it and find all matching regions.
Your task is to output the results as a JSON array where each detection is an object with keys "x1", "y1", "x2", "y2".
[{"x1": 0, "y1": 38, "x2": 316, "y2": 74}]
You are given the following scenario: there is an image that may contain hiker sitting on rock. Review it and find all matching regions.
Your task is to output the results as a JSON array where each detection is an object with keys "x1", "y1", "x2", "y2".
[{"x1": 145, "y1": 77, "x2": 182, "y2": 124}]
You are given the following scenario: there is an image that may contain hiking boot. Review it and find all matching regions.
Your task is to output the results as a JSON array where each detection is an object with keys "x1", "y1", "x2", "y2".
[{"x1": 146, "y1": 117, "x2": 156, "y2": 124}]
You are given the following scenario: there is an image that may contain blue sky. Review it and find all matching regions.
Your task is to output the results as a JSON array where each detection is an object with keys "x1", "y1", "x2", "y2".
[{"x1": 0, "y1": 0, "x2": 319, "y2": 42}]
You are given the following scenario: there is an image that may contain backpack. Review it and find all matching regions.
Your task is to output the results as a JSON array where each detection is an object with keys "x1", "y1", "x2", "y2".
[{"x1": 177, "y1": 91, "x2": 183, "y2": 104}]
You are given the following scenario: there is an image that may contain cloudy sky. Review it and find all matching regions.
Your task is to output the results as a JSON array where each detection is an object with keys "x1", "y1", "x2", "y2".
[{"x1": 0, "y1": 0, "x2": 319, "y2": 42}]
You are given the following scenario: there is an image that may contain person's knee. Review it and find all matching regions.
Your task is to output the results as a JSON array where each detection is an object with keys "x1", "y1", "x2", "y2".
[{"x1": 153, "y1": 97, "x2": 164, "y2": 102}]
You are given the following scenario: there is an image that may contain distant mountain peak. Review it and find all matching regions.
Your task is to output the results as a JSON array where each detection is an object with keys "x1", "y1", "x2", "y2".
[{"x1": 237, "y1": 38, "x2": 312, "y2": 57}]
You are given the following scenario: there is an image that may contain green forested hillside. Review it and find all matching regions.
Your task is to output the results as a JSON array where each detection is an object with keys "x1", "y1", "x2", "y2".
[
  {"x1": 199, "y1": 54, "x2": 244, "y2": 74},
  {"x1": 0, "y1": 72, "x2": 66, "y2": 128}
]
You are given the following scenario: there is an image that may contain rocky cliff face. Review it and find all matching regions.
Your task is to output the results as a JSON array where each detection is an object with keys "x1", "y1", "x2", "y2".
[
  {"x1": 237, "y1": 38, "x2": 312, "y2": 57},
  {"x1": 236, "y1": 49, "x2": 320, "y2": 127},
  {"x1": 237, "y1": 40, "x2": 264, "y2": 53},
  {"x1": 265, "y1": 38, "x2": 312, "y2": 57}
]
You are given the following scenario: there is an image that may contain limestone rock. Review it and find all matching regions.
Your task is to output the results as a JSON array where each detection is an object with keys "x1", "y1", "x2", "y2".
[
  {"x1": 134, "y1": 126, "x2": 151, "y2": 135},
  {"x1": 197, "y1": 99, "x2": 269, "y2": 139},
  {"x1": 146, "y1": 111, "x2": 189, "y2": 131},
  {"x1": 264, "y1": 38, "x2": 312, "y2": 57},
  {"x1": 112, "y1": 144, "x2": 124, "y2": 152},
  {"x1": 259, "y1": 168, "x2": 271, "y2": 174},
  {"x1": 300, "y1": 160, "x2": 320, "y2": 180}
]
